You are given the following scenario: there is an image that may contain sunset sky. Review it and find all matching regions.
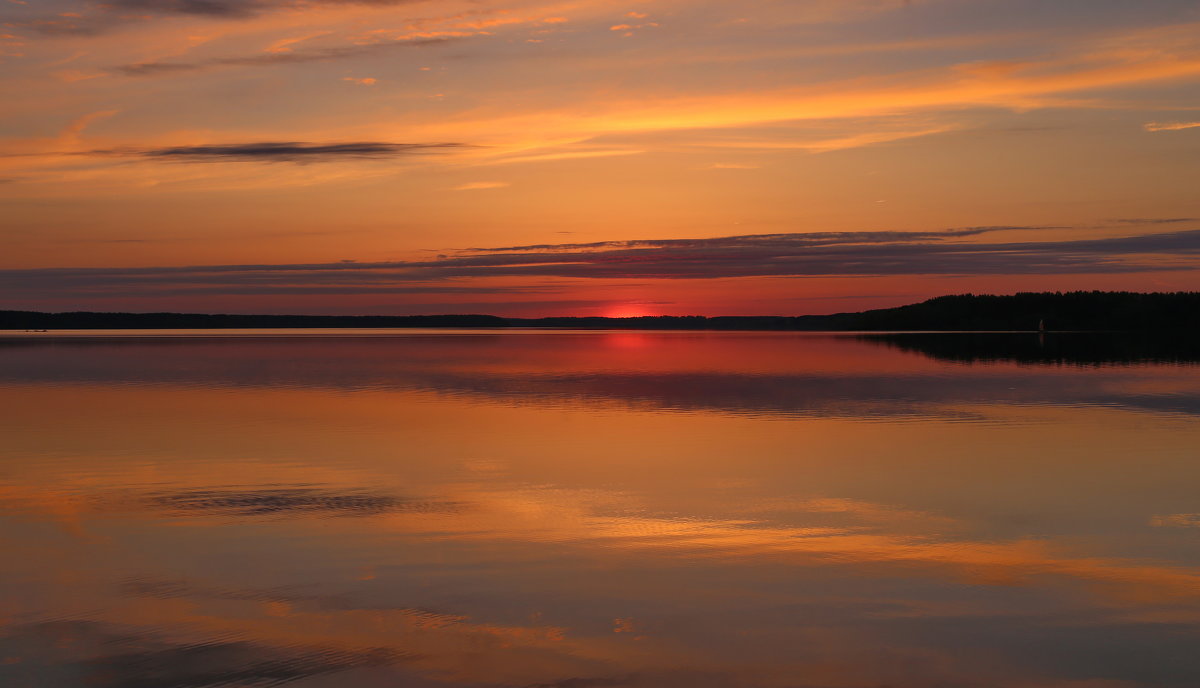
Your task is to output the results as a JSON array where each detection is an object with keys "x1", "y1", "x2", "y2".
[{"x1": 2, "y1": 0, "x2": 1199, "y2": 316}]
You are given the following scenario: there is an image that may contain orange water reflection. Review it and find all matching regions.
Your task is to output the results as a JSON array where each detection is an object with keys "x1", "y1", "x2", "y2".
[{"x1": 2, "y1": 332, "x2": 1199, "y2": 687}]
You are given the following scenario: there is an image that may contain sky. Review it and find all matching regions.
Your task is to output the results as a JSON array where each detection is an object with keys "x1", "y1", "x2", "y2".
[{"x1": 1, "y1": 0, "x2": 1199, "y2": 316}]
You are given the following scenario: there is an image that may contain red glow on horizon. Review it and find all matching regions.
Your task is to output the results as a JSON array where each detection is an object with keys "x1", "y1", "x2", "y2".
[{"x1": 603, "y1": 305, "x2": 657, "y2": 319}]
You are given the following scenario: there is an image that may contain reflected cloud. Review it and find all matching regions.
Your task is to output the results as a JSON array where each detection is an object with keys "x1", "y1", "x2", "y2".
[
  {"x1": 3, "y1": 334, "x2": 1200, "y2": 687},
  {"x1": 141, "y1": 485, "x2": 463, "y2": 517},
  {"x1": 7, "y1": 472, "x2": 1200, "y2": 688},
  {"x1": 369, "y1": 483, "x2": 1200, "y2": 604},
  {"x1": 1, "y1": 334, "x2": 1198, "y2": 420},
  {"x1": 120, "y1": 577, "x2": 470, "y2": 622},
  {"x1": 863, "y1": 332, "x2": 1200, "y2": 367},
  {"x1": 0, "y1": 620, "x2": 413, "y2": 688},
  {"x1": 0, "y1": 480, "x2": 464, "y2": 531},
  {"x1": 525, "y1": 678, "x2": 635, "y2": 688}
]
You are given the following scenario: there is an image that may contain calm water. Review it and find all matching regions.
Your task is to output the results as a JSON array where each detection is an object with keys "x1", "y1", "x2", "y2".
[{"x1": 2, "y1": 331, "x2": 1199, "y2": 688}]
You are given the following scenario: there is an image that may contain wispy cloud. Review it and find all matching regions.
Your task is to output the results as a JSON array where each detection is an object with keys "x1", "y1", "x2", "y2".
[
  {"x1": 58, "y1": 109, "x2": 119, "y2": 145},
  {"x1": 468, "y1": 226, "x2": 1061, "y2": 252},
  {"x1": 142, "y1": 485, "x2": 459, "y2": 517},
  {"x1": 1144, "y1": 121, "x2": 1200, "y2": 132},
  {"x1": 479, "y1": 148, "x2": 645, "y2": 166},
  {"x1": 7, "y1": 0, "x2": 430, "y2": 35},
  {"x1": 1151, "y1": 514, "x2": 1200, "y2": 528},
  {"x1": 108, "y1": 0, "x2": 267, "y2": 17},
  {"x1": 84, "y1": 141, "x2": 469, "y2": 162},
  {"x1": 397, "y1": 22, "x2": 1200, "y2": 158},
  {"x1": 104, "y1": 0, "x2": 430, "y2": 16},
  {"x1": 115, "y1": 36, "x2": 454, "y2": 76},
  {"x1": 1112, "y1": 217, "x2": 1198, "y2": 225},
  {"x1": 450, "y1": 181, "x2": 509, "y2": 191},
  {"x1": 0, "y1": 621, "x2": 410, "y2": 688},
  {"x1": 4, "y1": 227, "x2": 1198, "y2": 300}
]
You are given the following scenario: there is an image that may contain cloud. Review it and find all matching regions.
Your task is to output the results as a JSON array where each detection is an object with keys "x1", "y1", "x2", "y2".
[
  {"x1": 84, "y1": 141, "x2": 469, "y2": 162},
  {"x1": 609, "y1": 18, "x2": 659, "y2": 37},
  {"x1": 10, "y1": 0, "x2": 428, "y2": 34},
  {"x1": 407, "y1": 22, "x2": 1200, "y2": 150},
  {"x1": 106, "y1": 0, "x2": 266, "y2": 17},
  {"x1": 527, "y1": 677, "x2": 635, "y2": 688},
  {"x1": 114, "y1": 35, "x2": 454, "y2": 76},
  {"x1": 0, "y1": 620, "x2": 413, "y2": 688},
  {"x1": 107, "y1": 0, "x2": 425, "y2": 16},
  {"x1": 481, "y1": 149, "x2": 645, "y2": 166},
  {"x1": 1112, "y1": 218, "x2": 1198, "y2": 225},
  {"x1": 451, "y1": 181, "x2": 509, "y2": 191},
  {"x1": 467, "y1": 226, "x2": 1061, "y2": 252},
  {"x1": 1144, "y1": 121, "x2": 1200, "y2": 132},
  {"x1": 120, "y1": 576, "x2": 469, "y2": 620},
  {"x1": 4, "y1": 0, "x2": 588, "y2": 58},
  {"x1": 0, "y1": 279, "x2": 555, "y2": 298},
  {"x1": 792, "y1": 125, "x2": 958, "y2": 152},
  {"x1": 141, "y1": 485, "x2": 462, "y2": 517},
  {"x1": 89, "y1": 285, "x2": 549, "y2": 296},
  {"x1": 428, "y1": 228, "x2": 1200, "y2": 280},
  {"x1": 58, "y1": 110, "x2": 119, "y2": 145},
  {"x1": 3, "y1": 226, "x2": 1199, "y2": 301},
  {"x1": 1151, "y1": 514, "x2": 1200, "y2": 527}
]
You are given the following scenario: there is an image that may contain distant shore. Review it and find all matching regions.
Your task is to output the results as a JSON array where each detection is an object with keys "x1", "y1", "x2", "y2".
[{"x1": 3, "y1": 291, "x2": 1198, "y2": 332}]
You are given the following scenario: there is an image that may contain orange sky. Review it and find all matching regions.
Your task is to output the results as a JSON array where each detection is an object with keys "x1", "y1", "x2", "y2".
[{"x1": 1, "y1": 0, "x2": 1199, "y2": 315}]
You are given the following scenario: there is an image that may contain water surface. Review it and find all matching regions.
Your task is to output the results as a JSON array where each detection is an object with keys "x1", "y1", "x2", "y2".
[{"x1": 2, "y1": 331, "x2": 1199, "y2": 688}]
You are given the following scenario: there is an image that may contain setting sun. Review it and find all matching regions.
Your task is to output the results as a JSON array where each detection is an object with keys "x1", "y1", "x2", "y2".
[
  {"x1": 603, "y1": 305, "x2": 657, "y2": 319},
  {"x1": 1, "y1": 1, "x2": 1197, "y2": 315}
]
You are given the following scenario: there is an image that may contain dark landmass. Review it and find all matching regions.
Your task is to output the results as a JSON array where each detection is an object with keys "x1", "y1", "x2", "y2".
[
  {"x1": 794, "y1": 291, "x2": 1200, "y2": 332},
  {"x1": 1, "y1": 291, "x2": 1198, "y2": 331},
  {"x1": 861, "y1": 332, "x2": 1200, "y2": 365}
]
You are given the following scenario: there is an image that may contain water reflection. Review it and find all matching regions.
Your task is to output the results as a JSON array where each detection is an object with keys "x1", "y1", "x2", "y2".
[
  {"x1": 1, "y1": 332, "x2": 1199, "y2": 687},
  {"x1": 140, "y1": 486, "x2": 462, "y2": 518},
  {"x1": 863, "y1": 331, "x2": 1200, "y2": 366},
  {"x1": 1, "y1": 332, "x2": 1198, "y2": 419}
]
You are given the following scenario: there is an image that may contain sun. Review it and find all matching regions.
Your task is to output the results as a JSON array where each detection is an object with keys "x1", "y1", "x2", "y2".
[{"x1": 603, "y1": 304, "x2": 656, "y2": 319}]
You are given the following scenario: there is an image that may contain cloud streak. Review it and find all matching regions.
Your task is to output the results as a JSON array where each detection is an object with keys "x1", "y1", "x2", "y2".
[
  {"x1": 3, "y1": 226, "x2": 1199, "y2": 300},
  {"x1": 103, "y1": 0, "x2": 428, "y2": 16},
  {"x1": 451, "y1": 181, "x2": 509, "y2": 191},
  {"x1": 6, "y1": 0, "x2": 429, "y2": 35},
  {"x1": 0, "y1": 621, "x2": 412, "y2": 688},
  {"x1": 114, "y1": 35, "x2": 454, "y2": 76},
  {"x1": 85, "y1": 141, "x2": 469, "y2": 162},
  {"x1": 142, "y1": 485, "x2": 461, "y2": 517},
  {"x1": 1144, "y1": 121, "x2": 1200, "y2": 132}
]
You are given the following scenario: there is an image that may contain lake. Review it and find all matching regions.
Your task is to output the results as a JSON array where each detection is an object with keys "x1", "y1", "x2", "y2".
[{"x1": 1, "y1": 330, "x2": 1199, "y2": 688}]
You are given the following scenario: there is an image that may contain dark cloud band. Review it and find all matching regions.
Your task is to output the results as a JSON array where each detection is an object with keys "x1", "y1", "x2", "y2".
[
  {"x1": 6, "y1": 0, "x2": 428, "y2": 36},
  {"x1": 114, "y1": 36, "x2": 453, "y2": 76},
  {"x1": 3, "y1": 227, "x2": 1198, "y2": 299},
  {"x1": 85, "y1": 141, "x2": 469, "y2": 162},
  {"x1": 108, "y1": 0, "x2": 422, "y2": 16}
]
